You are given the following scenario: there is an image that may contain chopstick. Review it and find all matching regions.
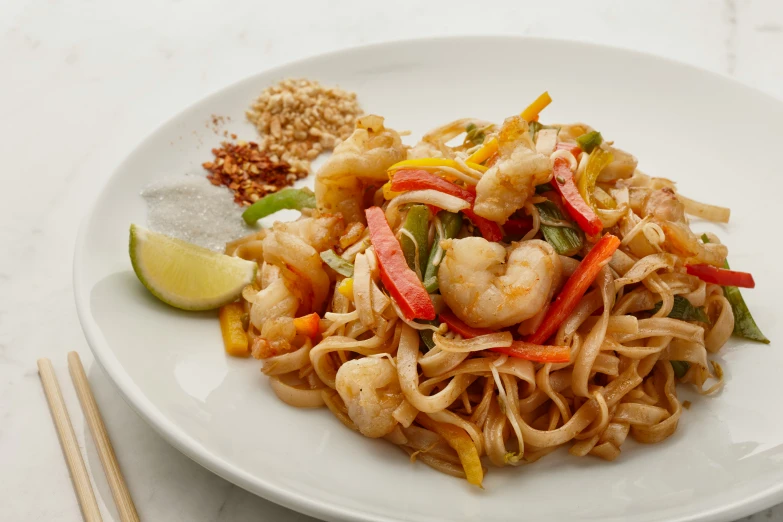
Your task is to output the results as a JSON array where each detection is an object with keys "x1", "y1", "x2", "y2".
[
  {"x1": 68, "y1": 352, "x2": 140, "y2": 522},
  {"x1": 37, "y1": 358, "x2": 103, "y2": 522}
]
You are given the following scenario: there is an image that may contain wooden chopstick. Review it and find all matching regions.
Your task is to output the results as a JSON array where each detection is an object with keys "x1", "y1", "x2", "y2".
[
  {"x1": 68, "y1": 352, "x2": 140, "y2": 522},
  {"x1": 37, "y1": 358, "x2": 103, "y2": 522}
]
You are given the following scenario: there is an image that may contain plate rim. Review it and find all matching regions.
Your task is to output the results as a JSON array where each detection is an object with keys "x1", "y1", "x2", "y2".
[{"x1": 73, "y1": 35, "x2": 783, "y2": 522}]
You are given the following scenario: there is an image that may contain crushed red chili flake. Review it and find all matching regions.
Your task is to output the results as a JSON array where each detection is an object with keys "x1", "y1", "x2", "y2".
[{"x1": 202, "y1": 141, "x2": 305, "y2": 206}]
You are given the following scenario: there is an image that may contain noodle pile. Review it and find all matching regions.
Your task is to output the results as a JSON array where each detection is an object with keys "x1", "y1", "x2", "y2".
[{"x1": 224, "y1": 98, "x2": 763, "y2": 487}]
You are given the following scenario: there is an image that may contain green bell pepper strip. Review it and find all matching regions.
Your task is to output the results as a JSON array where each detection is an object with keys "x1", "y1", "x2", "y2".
[
  {"x1": 423, "y1": 212, "x2": 463, "y2": 293},
  {"x1": 399, "y1": 205, "x2": 431, "y2": 279},
  {"x1": 319, "y1": 249, "x2": 354, "y2": 277},
  {"x1": 242, "y1": 187, "x2": 316, "y2": 225}
]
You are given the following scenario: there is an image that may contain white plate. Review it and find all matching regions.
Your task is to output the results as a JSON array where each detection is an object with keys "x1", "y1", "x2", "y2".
[{"x1": 74, "y1": 37, "x2": 783, "y2": 522}]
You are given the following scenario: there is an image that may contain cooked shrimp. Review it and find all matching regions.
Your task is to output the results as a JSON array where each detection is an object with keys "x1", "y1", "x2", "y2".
[
  {"x1": 438, "y1": 237, "x2": 562, "y2": 329},
  {"x1": 335, "y1": 357, "x2": 403, "y2": 438},
  {"x1": 273, "y1": 214, "x2": 344, "y2": 252},
  {"x1": 315, "y1": 115, "x2": 405, "y2": 223},
  {"x1": 473, "y1": 115, "x2": 552, "y2": 224},
  {"x1": 262, "y1": 230, "x2": 331, "y2": 313}
]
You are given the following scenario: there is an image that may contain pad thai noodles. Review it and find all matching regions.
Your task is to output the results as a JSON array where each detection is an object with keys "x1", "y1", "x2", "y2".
[{"x1": 221, "y1": 92, "x2": 768, "y2": 487}]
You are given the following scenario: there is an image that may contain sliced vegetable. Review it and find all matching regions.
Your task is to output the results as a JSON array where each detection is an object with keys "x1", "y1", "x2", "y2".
[
  {"x1": 320, "y1": 249, "x2": 354, "y2": 277},
  {"x1": 502, "y1": 217, "x2": 534, "y2": 238},
  {"x1": 423, "y1": 211, "x2": 463, "y2": 293},
  {"x1": 337, "y1": 277, "x2": 353, "y2": 298},
  {"x1": 219, "y1": 302, "x2": 249, "y2": 357},
  {"x1": 465, "y1": 123, "x2": 487, "y2": 147},
  {"x1": 686, "y1": 264, "x2": 755, "y2": 288},
  {"x1": 241, "y1": 187, "x2": 316, "y2": 224},
  {"x1": 417, "y1": 414, "x2": 483, "y2": 487},
  {"x1": 650, "y1": 295, "x2": 710, "y2": 323},
  {"x1": 575, "y1": 131, "x2": 603, "y2": 154},
  {"x1": 466, "y1": 137, "x2": 498, "y2": 164},
  {"x1": 390, "y1": 169, "x2": 503, "y2": 243},
  {"x1": 528, "y1": 120, "x2": 543, "y2": 142},
  {"x1": 551, "y1": 158, "x2": 603, "y2": 236},
  {"x1": 520, "y1": 91, "x2": 552, "y2": 122},
  {"x1": 365, "y1": 207, "x2": 436, "y2": 321},
  {"x1": 438, "y1": 309, "x2": 569, "y2": 363},
  {"x1": 293, "y1": 313, "x2": 320, "y2": 338},
  {"x1": 493, "y1": 342, "x2": 570, "y2": 364},
  {"x1": 418, "y1": 319, "x2": 440, "y2": 352},
  {"x1": 670, "y1": 360, "x2": 690, "y2": 379},
  {"x1": 526, "y1": 234, "x2": 621, "y2": 344},
  {"x1": 577, "y1": 148, "x2": 614, "y2": 214},
  {"x1": 400, "y1": 205, "x2": 431, "y2": 278},
  {"x1": 535, "y1": 200, "x2": 583, "y2": 256},
  {"x1": 382, "y1": 181, "x2": 402, "y2": 200},
  {"x1": 701, "y1": 234, "x2": 768, "y2": 343}
]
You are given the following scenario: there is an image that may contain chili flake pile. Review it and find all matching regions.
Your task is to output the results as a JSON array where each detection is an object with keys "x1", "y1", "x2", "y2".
[
  {"x1": 246, "y1": 78, "x2": 363, "y2": 174},
  {"x1": 203, "y1": 141, "x2": 304, "y2": 206}
]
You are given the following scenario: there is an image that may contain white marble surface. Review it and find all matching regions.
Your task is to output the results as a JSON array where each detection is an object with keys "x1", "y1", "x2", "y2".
[{"x1": 2, "y1": 1, "x2": 783, "y2": 520}]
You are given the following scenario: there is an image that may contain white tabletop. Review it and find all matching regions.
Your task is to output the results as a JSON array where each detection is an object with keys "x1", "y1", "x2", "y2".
[{"x1": 2, "y1": 1, "x2": 782, "y2": 520}]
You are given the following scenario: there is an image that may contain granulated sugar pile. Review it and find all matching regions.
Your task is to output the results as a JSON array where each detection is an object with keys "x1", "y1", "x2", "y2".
[{"x1": 141, "y1": 174, "x2": 256, "y2": 252}]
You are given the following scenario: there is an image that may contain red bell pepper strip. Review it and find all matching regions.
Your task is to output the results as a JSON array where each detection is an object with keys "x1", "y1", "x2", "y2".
[
  {"x1": 526, "y1": 234, "x2": 621, "y2": 344},
  {"x1": 365, "y1": 207, "x2": 436, "y2": 321},
  {"x1": 555, "y1": 141, "x2": 582, "y2": 157},
  {"x1": 551, "y1": 158, "x2": 603, "y2": 236},
  {"x1": 493, "y1": 342, "x2": 570, "y2": 364},
  {"x1": 686, "y1": 264, "x2": 756, "y2": 289},
  {"x1": 390, "y1": 169, "x2": 503, "y2": 242},
  {"x1": 439, "y1": 309, "x2": 569, "y2": 363},
  {"x1": 502, "y1": 217, "x2": 534, "y2": 237}
]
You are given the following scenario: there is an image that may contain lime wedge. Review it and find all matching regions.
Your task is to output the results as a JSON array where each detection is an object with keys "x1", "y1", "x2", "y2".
[{"x1": 129, "y1": 224, "x2": 257, "y2": 311}]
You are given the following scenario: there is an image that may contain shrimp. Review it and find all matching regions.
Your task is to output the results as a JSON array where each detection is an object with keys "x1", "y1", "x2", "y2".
[
  {"x1": 273, "y1": 214, "x2": 344, "y2": 252},
  {"x1": 438, "y1": 237, "x2": 562, "y2": 329},
  {"x1": 335, "y1": 357, "x2": 403, "y2": 438},
  {"x1": 315, "y1": 115, "x2": 405, "y2": 223},
  {"x1": 262, "y1": 230, "x2": 330, "y2": 313},
  {"x1": 473, "y1": 115, "x2": 551, "y2": 224}
]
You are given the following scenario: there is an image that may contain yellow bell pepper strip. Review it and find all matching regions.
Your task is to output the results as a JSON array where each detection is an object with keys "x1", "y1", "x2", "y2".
[
  {"x1": 382, "y1": 181, "x2": 402, "y2": 200},
  {"x1": 520, "y1": 91, "x2": 552, "y2": 122},
  {"x1": 365, "y1": 206, "x2": 436, "y2": 321},
  {"x1": 417, "y1": 414, "x2": 484, "y2": 487},
  {"x1": 526, "y1": 234, "x2": 621, "y2": 344},
  {"x1": 293, "y1": 313, "x2": 320, "y2": 338},
  {"x1": 387, "y1": 158, "x2": 488, "y2": 174},
  {"x1": 219, "y1": 302, "x2": 249, "y2": 357},
  {"x1": 577, "y1": 148, "x2": 614, "y2": 213},
  {"x1": 466, "y1": 137, "x2": 498, "y2": 165},
  {"x1": 337, "y1": 278, "x2": 353, "y2": 298}
]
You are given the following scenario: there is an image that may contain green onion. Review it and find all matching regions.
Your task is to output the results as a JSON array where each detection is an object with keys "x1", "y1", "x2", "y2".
[
  {"x1": 465, "y1": 123, "x2": 485, "y2": 146},
  {"x1": 399, "y1": 205, "x2": 431, "y2": 279},
  {"x1": 418, "y1": 319, "x2": 440, "y2": 352},
  {"x1": 701, "y1": 234, "x2": 769, "y2": 343},
  {"x1": 242, "y1": 187, "x2": 316, "y2": 225},
  {"x1": 319, "y1": 249, "x2": 354, "y2": 277},
  {"x1": 670, "y1": 360, "x2": 690, "y2": 379},
  {"x1": 528, "y1": 120, "x2": 543, "y2": 141},
  {"x1": 535, "y1": 183, "x2": 555, "y2": 194},
  {"x1": 535, "y1": 201, "x2": 583, "y2": 256},
  {"x1": 576, "y1": 131, "x2": 603, "y2": 154},
  {"x1": 423, "y1": 211, "x2": 463, "y2": 293},
  {"x1": 650, "y1": 295, "x2": 710, "y2": 323}
]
